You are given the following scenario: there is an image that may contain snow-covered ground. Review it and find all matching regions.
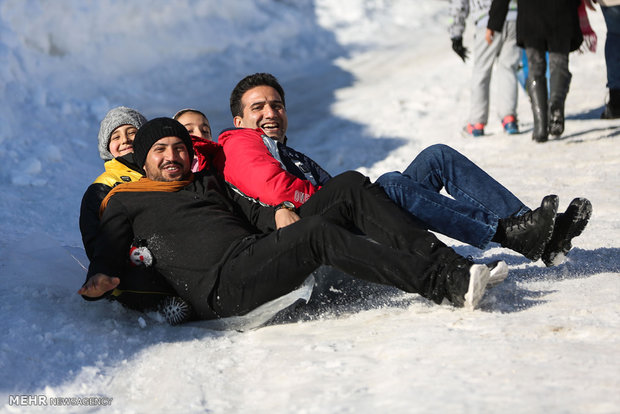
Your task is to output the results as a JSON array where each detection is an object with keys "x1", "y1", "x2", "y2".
[{"x1": 1, "y1": 0, "x2": 619, "y2": 412}]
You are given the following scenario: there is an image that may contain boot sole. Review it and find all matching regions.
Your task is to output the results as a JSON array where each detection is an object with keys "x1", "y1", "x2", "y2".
[
  {"x1": 486, "y1": 260, "x2": 509, "y2": 288},
  {"x1": 464, "y1": 264, "x2": 491, "y2": 310},
  {"x1": 542, "y1": 198, "x2": 592, "y2": 267}
]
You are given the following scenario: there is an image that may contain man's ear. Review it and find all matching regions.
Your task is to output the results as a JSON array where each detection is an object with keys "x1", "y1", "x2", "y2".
[{"x1": 233, "y1": 116, "x2": 243, "y2": 128}]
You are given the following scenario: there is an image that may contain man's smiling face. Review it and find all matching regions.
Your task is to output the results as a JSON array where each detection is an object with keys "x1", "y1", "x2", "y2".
[
  {"x1": 143, "y1": 136, "x2": 191, "y2": 182},
  {"x1": 234, "y1": 85, "x2": 288, "y2": 143}
]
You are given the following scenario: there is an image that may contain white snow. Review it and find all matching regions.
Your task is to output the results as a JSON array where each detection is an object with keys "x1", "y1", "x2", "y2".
[{"x1": 1, "y1": 0, "x2": 619, "y2": 413}]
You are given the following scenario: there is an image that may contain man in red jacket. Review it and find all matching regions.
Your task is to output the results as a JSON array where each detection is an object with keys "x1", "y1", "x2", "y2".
[{"x1": 222, "y1": 72, "x2": 591, "y2": 267}]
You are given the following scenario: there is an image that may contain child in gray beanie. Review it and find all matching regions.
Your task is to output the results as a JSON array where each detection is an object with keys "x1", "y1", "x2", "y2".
[
  {"x1": 79, "y1": 107, "x2": 182, "y2": 318},
  {"x1": 82, "y1": 105, "x2": 148, "y2": 261},
  {"x1": 98, "y1": 106, "x2": 148, "y2": 160}
]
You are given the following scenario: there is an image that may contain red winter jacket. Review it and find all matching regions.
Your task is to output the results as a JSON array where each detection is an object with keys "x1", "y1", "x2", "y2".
[
  {"x1": 191, "y1": 135, "x2": 225, "y2": 174},
  {"x1": 219, "y1": 128, "x2": 323, "y2": 207}
]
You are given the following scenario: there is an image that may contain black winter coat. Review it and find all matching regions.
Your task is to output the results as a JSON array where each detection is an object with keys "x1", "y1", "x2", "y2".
[
  {"x1": 87, "y1": 170, "x2": 276, "y2": 320},
  {"x1": 488, "y1": 0, "x2": 583, "y2": 54},
  {"x1": 79, "y1": 154, "x2": 143, "y2": 261}
]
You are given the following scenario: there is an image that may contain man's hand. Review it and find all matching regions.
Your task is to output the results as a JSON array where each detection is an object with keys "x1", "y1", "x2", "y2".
[
  {"x1": 78, "y1": 273, "x2": 120, "y2": 298},
  {"x1": 451, "y1": 37, "x2": 469, "y2": 62},
  {"x1": 485, "y1": 29, "x2": 495, "y2": 45},
  {"x1": 275, "y1": 208, "x2": 300, "y2": 229}
]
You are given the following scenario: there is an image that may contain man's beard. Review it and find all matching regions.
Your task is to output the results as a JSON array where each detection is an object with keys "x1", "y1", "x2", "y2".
[{"x1": 146, "y1": 161, "x2": 189, "y2": 182}]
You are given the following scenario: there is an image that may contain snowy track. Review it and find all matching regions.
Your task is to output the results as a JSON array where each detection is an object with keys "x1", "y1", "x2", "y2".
[{"x1": 0, "y1": 1, "x2": 618, "y2": 413}]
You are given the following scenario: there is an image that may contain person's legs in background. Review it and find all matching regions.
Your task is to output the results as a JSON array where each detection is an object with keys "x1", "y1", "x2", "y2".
[
  {"x1": 547, "y1": 52, "x2": 571, "y2": 136},
  {"x1": 495, "y1": 20, "x2": 521, "y2": 134},
  {"x1": 601, "y1": 5, "x2": 620, "y2": 119},
  {"x1": 466, "y1": 25, "x2": 503, "y2": 136},
  {"x1": 525, "y1": 47, "x2": 549, "y2": 142}
]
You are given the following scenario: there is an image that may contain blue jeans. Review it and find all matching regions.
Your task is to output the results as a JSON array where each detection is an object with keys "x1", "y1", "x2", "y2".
[
  {"x1": 376, "y1": 144, "x2": 529, "y2": 248},
  {"x1": 602, "y1": 6, "x2": 620, "y2": 89}
]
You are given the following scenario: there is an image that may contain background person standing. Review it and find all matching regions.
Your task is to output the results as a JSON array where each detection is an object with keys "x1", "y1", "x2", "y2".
[
  {"x1": 449, "y1": 0, "x2": 520, "y2": 137},
  {"x1": 596, "y1": 0, "x2": 620, "y2": 118},
  {"x1": 487, "y1": 0, "x2": 585, "y2": 142}
]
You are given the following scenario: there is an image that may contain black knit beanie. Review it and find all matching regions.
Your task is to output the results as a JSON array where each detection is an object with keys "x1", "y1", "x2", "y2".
[{"x1": 133, "y1": 117, "x2": 194, "y2": 168}]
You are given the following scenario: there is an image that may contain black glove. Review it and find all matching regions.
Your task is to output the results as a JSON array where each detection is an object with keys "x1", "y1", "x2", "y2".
[{"x1": 451, "y1": 37, "x2": 469, "y2": 62}]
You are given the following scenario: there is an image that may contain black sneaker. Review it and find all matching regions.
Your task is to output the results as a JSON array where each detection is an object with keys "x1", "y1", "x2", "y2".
[
  {"x1": 542, "y1": 198, "x2": 592, "y2": 267},
  {"x1": 497, "y1": 195, "x2": 559, "y2": 261},
  {"x1": 159, "y1": 296, "x2": 194, "y2": 325}
]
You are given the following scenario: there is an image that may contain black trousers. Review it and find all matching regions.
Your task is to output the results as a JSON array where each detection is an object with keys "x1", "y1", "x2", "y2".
[{"x1": 212, "y1": 171, "x2": 467, "y2": 318}]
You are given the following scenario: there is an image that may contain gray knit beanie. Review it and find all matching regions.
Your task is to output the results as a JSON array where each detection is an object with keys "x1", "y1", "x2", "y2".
[{"x1": 97, "y1": 106, "x2": 148, "y2": 160}]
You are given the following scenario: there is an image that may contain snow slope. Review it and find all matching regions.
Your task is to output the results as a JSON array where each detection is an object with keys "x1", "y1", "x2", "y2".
[{"x1": 0, "y1": 0, "x2": 619, "y2": 413}]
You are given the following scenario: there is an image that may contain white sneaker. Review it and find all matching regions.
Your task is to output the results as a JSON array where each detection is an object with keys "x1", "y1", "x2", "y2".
[
  {"x1": 486, "y1": 260, "x2": 508, "y2": 288},
  {"x1": 463, "y1": 264, "x2": 491, "y2": 310}
]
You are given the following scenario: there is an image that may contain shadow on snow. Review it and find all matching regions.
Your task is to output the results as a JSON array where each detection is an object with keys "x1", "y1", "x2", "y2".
[{"x1": 271, "y1": 246, "x2": 620, "y2": 323}]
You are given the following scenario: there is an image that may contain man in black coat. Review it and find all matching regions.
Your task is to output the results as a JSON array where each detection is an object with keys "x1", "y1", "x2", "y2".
[{"x1": 79, "y1": 118, "x2": 499, "y2": 319}]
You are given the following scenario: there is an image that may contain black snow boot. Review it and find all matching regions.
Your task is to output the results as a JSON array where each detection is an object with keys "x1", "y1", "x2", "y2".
[
  {"x1": 542, "y1": 198, "x2": 592, "y2": 267},
  {"x1": 601, "y1": 88, "x2": 620, "y2": 119},
  {"x1": 527, "y1": 77, "x2": 549, "y2": 142},
  {"x1": 494, "y1": 195, "x2": 559, "y2": 261},
  {"x1": 548, "y1": 71, "x2": 572, "y2": 136}
]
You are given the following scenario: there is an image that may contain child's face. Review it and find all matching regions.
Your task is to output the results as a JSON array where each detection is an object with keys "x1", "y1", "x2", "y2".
[
  {"x1": 109, "y1": 124, "x2": 138, "y2": 158},
  {"x1": 177, "y1": 111, "x2": 212, "y2": 141}
]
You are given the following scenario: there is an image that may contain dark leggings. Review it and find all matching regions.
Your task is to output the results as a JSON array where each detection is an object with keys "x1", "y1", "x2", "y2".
[{"x1": 525, "y1": 47, "x2": 570, "y2": 85}]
